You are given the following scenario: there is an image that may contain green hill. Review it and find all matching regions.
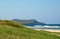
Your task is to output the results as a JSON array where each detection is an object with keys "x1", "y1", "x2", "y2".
[{"x1": 0, "y1": 20, "x2": 60, "y2": 39}]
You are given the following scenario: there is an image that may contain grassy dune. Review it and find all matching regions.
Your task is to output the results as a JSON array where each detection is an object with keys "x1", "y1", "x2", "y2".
[{"x1": 0, "y1": 20, "x2": 60, "y2": 39}]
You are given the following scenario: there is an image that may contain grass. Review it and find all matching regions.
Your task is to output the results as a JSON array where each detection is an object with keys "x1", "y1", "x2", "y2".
[{"x1": 0, "y1": 20, "x2": 60, "y2": 39}]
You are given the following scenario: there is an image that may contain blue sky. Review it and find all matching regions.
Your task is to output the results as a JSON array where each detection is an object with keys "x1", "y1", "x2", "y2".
[{"x1": 0, "y1": 0, "x2": 60, "y2": 24}]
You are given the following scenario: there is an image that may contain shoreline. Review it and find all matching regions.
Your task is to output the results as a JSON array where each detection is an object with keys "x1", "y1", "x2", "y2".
[
  {"x1": 35, "y1": 29, "x2": 60, "y2": 32},
  {"x1": 44, "y1": 29, "x2": 60, "y2": 32}
]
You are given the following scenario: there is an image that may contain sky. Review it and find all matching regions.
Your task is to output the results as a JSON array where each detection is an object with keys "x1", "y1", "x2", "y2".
[{"x1": 0, "y1": 0, "x2": 60, "y2": 24}]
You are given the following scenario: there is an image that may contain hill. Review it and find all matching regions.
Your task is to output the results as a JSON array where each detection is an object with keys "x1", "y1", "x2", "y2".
[
  {"x1": 12, "y1": 19, "x2": 45, "y2": 26},
  {"x1": 0, "y1": 20, "x2": 60, "y2": 39}
]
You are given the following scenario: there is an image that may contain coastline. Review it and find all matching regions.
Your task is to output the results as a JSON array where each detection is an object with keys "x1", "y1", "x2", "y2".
[
  {"x1": 35, "y1": 29, "x2": 60, "y2": 32},
  {"x1": 43, "y1": 29, "x2": 60, "y2": 32}
]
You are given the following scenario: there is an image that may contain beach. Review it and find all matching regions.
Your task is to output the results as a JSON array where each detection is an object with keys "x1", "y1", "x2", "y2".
[
  {"x1": 44, "y1": 29, "x2": 60, "y2": 32},
  {"x1": 35, "y1": 29, "x2": 60, "y2": 32}
]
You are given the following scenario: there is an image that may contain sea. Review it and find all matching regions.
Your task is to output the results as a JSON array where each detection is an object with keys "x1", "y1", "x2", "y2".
[{"x1": 25, "y1": 25, "x2": 60, "y2": 30}]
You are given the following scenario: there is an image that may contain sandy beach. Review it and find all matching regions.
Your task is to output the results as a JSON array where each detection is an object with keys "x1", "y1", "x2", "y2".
[
  {"x1": 44, "y1": 29, "x2": 60, "y2": 32},
  {"x1": 35, "y1": 29, "x2": 60, "y2": 32}
]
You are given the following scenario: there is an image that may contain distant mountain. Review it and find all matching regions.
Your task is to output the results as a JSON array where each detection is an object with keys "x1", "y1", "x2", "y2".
[{"x1": 12, "y1": 19, "x2": 45, "y2": 26}]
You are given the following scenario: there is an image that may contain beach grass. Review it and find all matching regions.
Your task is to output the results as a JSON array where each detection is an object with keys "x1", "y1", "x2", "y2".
[{"x1": 0, "y1": 20, "x2": 60, "y2": 39}]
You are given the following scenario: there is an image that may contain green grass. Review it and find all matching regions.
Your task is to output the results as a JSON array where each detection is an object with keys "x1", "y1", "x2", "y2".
[{"x1": 0, "y1": 20, "x2": 60, "y2": 39}]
